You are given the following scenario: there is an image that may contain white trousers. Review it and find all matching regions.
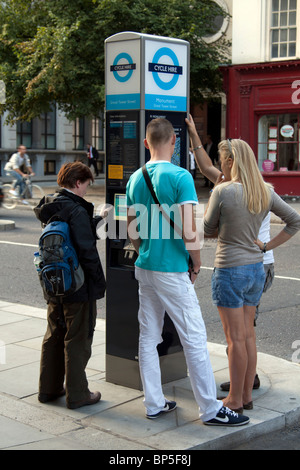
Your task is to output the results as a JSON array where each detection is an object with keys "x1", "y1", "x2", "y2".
[{"x1": 135, "y1": 267, "x2": 223, "y2": 421}]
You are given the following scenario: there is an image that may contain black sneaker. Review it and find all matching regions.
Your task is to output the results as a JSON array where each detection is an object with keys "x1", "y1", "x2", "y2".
[
  {"x1": 146, "y1": 400, "x2": 177, "y2": 419},
  {"x1": 204, "y1": 406, "x2": 250, "y2": 427}
]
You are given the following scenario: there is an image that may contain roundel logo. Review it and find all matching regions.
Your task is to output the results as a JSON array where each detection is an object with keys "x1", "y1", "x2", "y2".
[
  {"x1": 149, "y1": 47, "x2": 183, "y2": 91},
  {"x1": 110, "y1": 52, "x2": 136, "y2": 83}
]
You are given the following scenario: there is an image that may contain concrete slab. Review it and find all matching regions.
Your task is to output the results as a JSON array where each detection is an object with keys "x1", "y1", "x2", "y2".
[
  {"x1": 0, "y1": 317, "x2": 46, "y2": 345},
  {"x1": 0, "y1": 343, "x2": 40, "y2": 371},
  {"x1": 0, "y1": 362, "x2": 40, "y2": 398},
  {"x1": 0, "y1": 415, "x2": 52, "y2": 450}
]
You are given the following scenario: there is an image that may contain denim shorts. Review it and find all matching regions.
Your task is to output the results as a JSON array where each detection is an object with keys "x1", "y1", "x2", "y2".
[{"x1": 211, "y1": 262, "x2": 265, "y2": 308}]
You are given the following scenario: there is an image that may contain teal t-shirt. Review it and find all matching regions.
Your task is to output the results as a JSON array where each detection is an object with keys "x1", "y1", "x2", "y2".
[{"x1": 126, "y1": 161, "x2": 198, "y2": 272}]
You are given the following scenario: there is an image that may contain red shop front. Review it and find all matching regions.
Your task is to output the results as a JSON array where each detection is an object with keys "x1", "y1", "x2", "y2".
[{"x1": 221, "y1": 60, "x2": 300, "y2": 196}]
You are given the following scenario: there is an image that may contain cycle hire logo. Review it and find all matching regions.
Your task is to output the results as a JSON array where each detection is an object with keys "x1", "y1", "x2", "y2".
[
  {"x1": 110, "y1": 52, "x2": 136, "y2": 83},
  {"x1": 148, "y1": 47, "x2": 182, "y2": 91}
]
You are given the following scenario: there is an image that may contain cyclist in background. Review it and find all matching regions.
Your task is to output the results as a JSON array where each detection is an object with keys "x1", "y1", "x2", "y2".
[{"x1": 4, "y1": 145, "x2": 35, "y2": 203}]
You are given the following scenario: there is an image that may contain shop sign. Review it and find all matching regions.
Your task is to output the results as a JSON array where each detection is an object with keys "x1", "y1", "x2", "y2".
[
  {"x1": 280, "y1": 124, "x2": 294, "y2": 138},
  {"x1": 262, "y1": 160, "x2": 274, "y2": 172}
]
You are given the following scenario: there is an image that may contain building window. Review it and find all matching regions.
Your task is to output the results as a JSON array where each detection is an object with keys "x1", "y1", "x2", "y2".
[
  {"x1": 73, "y1": 118, "x2": 85, "y2": 150},
  {"x1": 17, "y1": 121, "x2": 32, "y2": 148},
  {"x1": 271, "y1": 0, "x2": 297, "y2": 59},
  {"x1": 258, "y1": 113, "x2": 300, "y2": 171},
  {"x1": 44, "y1": 160, "x2": 56, "y2": 175},
  {"x1": 202, "y1": 0, "x2": 229, "y2": 44},
  {"x1": 91, "y1": 114, "x2": 104, "y2": 151},
  {"x1": 40, "y1": 104, "x2": 56, "y2": 149}
]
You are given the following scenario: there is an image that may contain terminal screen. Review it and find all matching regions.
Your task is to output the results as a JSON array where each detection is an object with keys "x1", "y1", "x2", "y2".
[{"x1": 114, "y1": 193, "x2": 127, "y2": 221}]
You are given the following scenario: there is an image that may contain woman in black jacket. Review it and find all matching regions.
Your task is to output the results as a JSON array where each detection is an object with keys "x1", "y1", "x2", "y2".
[{"x1": 34, "y1": 162, "x2": 106, "y2": 409}]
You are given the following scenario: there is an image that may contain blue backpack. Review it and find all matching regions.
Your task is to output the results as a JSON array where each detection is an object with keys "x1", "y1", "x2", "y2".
[{"x1": 37, "y1": 206, "x2": 85, "y2": 298}]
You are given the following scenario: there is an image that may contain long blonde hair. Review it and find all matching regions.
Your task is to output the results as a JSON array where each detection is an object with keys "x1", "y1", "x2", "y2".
[{"x1": 218, "y1": 139, "x2": 272, "y2": 214}]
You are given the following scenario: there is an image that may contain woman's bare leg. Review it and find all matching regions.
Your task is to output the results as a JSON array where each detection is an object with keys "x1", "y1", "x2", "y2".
[{"x1": 218, "y1": 306, "x2": 247, "y2": 410}]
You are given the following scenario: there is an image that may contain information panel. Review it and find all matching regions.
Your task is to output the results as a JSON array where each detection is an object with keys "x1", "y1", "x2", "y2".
[
  {"x1": 145, "y1": 110, "x2": 188, "y2": 168},
  {"x1": 106, "y1": 110, "x2": 140, "y2": 187}
]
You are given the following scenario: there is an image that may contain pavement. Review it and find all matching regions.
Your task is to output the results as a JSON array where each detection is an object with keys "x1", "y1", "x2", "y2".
[
  {"x1": 1, "y1": 176, "x2": 300, "y2": 451},
  {"x1": 1, "y1": 300, "x2": 300, "y2": 451}
]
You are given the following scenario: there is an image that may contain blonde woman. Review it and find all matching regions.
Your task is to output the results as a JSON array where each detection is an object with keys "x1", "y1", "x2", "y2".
[{"x1": 186, "y1": 115, "x2": 300, "y2": 413}]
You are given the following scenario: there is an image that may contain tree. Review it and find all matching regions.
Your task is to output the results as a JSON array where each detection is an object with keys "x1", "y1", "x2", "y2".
[{"x1": 0, "y1": 0, "x2": 230, "y2": 123}]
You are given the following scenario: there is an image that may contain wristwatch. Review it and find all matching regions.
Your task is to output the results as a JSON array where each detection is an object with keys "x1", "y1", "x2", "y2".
[
  {"x1": 261, "y1": 242, "x2": 268, "y2": 253},
  {"x1": 191, "y1": 268, "x2": 201, "y2": 275}
]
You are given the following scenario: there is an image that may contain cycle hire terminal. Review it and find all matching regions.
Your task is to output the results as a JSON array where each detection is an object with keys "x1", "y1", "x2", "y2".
[{"x1": 105, "y1": 32, "x2": 190, "y2": 389}]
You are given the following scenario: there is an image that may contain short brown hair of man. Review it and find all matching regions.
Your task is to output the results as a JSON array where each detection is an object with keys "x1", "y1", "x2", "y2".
[
  {"x1": 57, "y1": 162, "x2": 94, "y2": 189},
  {"x1": 146, "y1": 118, "x2": 175, "y2": 147}
]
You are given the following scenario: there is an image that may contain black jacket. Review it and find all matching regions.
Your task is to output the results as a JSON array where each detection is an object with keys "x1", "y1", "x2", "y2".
[
  {"x1": 34, "y1": 189, "x2": 106, "y2": 303},
  {"x1": 90, "y1": 147, "x2": 99, "y2": 160}
]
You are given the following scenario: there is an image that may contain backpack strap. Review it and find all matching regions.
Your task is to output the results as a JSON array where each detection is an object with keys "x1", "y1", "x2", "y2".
[{"x1": 46, "y1": 203, "x2": 81, "y2": 225}]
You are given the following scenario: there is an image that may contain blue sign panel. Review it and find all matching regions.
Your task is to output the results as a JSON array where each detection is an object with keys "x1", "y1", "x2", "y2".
[
  {"x1": 145, "y1": 44, "x2": 187, "y2": 112},
  {"x1": 106, "y1": 93, "x2": 140, "y2": 110}
]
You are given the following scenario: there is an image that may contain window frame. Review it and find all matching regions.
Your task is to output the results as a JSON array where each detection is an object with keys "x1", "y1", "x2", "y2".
[
  {"x1": 91, "y1": 114, "x2": 104, "y2": 151},
  {"x1": 44, "y1": 160, "x2": 56, "y2": 175},
  {"x1": 17, "y1": 120, "x2": 33, "y2": 148},
  {"x1": 40, "y1": 104, "x2": 57, "y2": 150},
  {"x1": 202, "y1": 0, "x2": 230, "y2": 44},
  {"x1": 257, "y1": 112, "x2": 300, "y2": 172},
  {"x1": 269, "y1": 0, "x2": 299, "y2": 60},
  {"x1": 73, "y1": 117, "x2": 85, "y2": 150}
]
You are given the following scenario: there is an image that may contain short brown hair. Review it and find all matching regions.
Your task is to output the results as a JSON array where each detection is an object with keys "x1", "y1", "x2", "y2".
[
  {"x1": 146, "y1": 118, "x2": 174, "y2": 147},
  {"x1": 57, "y1": 162, "x2": 94, "y2": 188}
]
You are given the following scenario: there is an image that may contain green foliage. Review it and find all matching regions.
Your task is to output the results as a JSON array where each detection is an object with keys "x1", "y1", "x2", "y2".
[{"x1": 0, "y1": 0, "x2": 230, "y2": 123}]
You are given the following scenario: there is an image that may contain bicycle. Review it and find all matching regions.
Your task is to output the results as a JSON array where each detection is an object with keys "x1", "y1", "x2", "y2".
[{"x1": 2, "y1": 175, "x2": 44, "y2": 210}]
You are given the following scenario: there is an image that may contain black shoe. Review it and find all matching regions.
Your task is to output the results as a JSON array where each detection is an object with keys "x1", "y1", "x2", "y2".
[
  {"x1": 220, "y1": 374, "x2": 260, "y2": 392},
  {"x1": 38, "y1": 388, "x2": 66, "y2": 403},
  {"x1": 204, "y1": 406, "x2": 249, "y2": 427},
  {"x1": 146, "y1": 400, "x2": 177, "y2": 419}
]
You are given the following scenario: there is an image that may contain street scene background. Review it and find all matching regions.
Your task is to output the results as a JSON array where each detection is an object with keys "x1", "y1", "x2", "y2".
[
  {"x1": 1, "y1": 177, "x2": 300, "y2": 449},
  {"x1": 1, "y1": 178, "x2": 299, "y2": 363}
]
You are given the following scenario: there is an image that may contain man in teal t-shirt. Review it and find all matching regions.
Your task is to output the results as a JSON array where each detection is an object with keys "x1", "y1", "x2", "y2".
[
  {"x1": 126, "y1": 160, "x2": 198, "y2": 272},
  {"x1": 125, "y1": 118, "x2": 249, "y2": 427}
]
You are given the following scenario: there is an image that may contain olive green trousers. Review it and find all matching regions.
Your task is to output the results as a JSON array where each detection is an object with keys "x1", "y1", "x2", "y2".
[{"x1": 39, "y1": 301, "x2": 97, "y2": 405}]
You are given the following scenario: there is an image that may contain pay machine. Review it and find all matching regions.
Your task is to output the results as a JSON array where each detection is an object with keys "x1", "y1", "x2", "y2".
[{"x1": 105, "y1": 32, "x2": 190, "y2": 389}]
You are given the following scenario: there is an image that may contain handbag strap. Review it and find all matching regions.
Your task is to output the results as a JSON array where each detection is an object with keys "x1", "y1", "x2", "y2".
[{"x1": 141, "y1": 164, "x2": 182, "y2": 236}]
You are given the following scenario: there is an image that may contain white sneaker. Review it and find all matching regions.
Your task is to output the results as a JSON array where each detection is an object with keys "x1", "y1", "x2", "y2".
[
  {"x1": 21, "y1": 200, "x2": 30, "y2": 205},
  {"x1": 9, "y1": 189, "x2": 18, "y2": 196}
]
